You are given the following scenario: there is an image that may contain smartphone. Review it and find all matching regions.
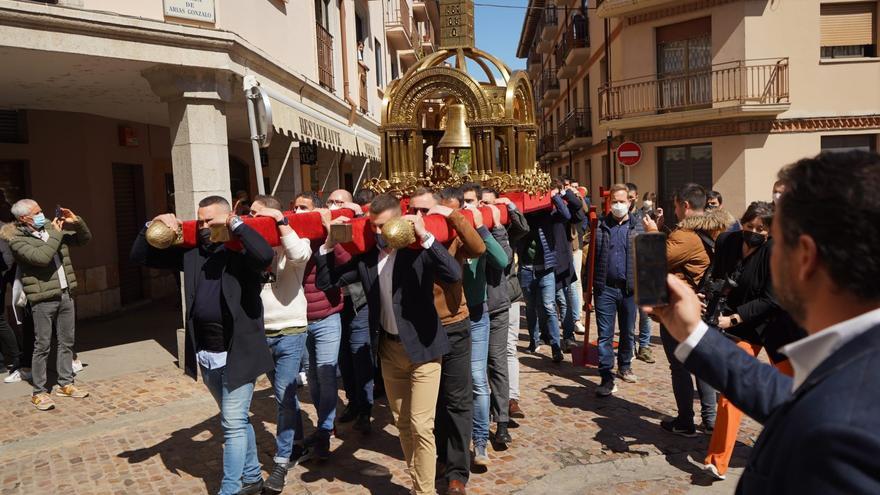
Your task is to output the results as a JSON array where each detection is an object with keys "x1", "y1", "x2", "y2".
[
  {"x1": 330, "y1": 223, "x2": 353, "y2": 244},
  {"x1": 55, "y1": 205, "x2": 63, "y2": 219},
  {"x1": 634, "y1": 232, "x2": 669, "y2": 307}
]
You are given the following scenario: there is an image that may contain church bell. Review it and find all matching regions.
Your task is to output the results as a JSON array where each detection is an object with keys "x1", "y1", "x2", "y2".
[{"x1": 437, "y1": 103, "x2": 471, "y2": 149}]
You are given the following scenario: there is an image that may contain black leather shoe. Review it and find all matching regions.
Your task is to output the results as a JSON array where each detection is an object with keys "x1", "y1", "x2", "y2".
[
  {"x1": 552, "y1": 346, "x2": 563, "y2": 363},
  {"x1": 494, "y1": 422, "x2": 512, "y2": 445},
  {"x1": 338, "y1": 403, "x2": 358, "y2": 423},
  {"x1": 237, "y1": 478, "x2": 263, "y2": 495},
  {"x1": 353, "y1": 413, "x2": 371, "y2": 434}
]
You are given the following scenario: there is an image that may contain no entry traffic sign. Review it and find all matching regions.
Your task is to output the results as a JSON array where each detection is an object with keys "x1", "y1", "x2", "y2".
[{"x1": 616, "y1": 141, "x2": 642, "y2": 167}]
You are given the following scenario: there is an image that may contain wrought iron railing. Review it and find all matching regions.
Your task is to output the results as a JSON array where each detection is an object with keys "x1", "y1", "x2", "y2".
[
  {"x1": 541, "y1": 69, "x2": 560, "y2": 95},
  {"x1": 556, "y1": 14, "x2": 589, "y2": 67},
  {"x1": 316, "y1": 23, "x2": 334, "y2": 91},
  {"x1": 385, "y1": 0, "x2": 412, "y2": 39},
  {"x1": 599, "y1": 58, "x2": 789, "y2": 121},
  {"x1": 539, "y1": 133, "x2": 558, "y2": 156},
  {"x1": 559, "y1": 108, "x2": 592, "y2": 143}
]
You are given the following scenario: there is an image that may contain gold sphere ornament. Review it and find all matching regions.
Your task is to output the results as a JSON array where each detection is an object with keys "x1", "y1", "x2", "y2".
[
  {"x1": 381, "y1": 218, "x2": 416, "y2": 250},
  {"x1": 145, "y1": 221, "x2": 183, "y2": 249}
]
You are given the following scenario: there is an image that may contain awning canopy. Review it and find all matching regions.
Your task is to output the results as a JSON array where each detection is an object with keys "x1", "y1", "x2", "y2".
[{"x1": 257, "y1": 88, "x2": 380, "y2": 162}]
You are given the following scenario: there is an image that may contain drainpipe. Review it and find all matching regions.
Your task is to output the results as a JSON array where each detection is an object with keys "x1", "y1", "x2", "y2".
[
  {"x1": 604, "y1": 16, "x2": 612, "y2": 184},
  {"x1": 339, "y1": 0, "x2": 359, "y2": 125}
]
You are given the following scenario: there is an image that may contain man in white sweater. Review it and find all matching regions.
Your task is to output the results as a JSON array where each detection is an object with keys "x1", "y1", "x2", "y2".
[{"x1": 250, "y1": 195, "x2": 312, "y2": 494}]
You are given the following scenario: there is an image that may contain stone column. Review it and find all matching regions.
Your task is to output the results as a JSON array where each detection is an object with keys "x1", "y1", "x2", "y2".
[{"x1": 143, "y1": 66, "x2": 235, "y2": 219}]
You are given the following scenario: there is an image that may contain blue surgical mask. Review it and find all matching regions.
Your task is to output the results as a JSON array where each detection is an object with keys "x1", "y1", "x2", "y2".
[
  {"x1": 31, "y1": 213, "x2": 47, "y2": 229},
  {"x1": 375, "y1": 232, "x2": 388, "y2": 250}
]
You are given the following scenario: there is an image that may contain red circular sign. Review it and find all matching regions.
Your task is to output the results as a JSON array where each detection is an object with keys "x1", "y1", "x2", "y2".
[{"x1": 616, "y1": 141, "x2": 642, "y2": 167}]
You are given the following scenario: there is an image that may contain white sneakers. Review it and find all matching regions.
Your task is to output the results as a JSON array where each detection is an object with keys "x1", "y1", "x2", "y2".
[
  {"x1": 704, "y1": 463, "x2": 726, "y2": 480},
  {"x1": 575, "y1": 322, "x2": 586, "y2": 335},
  {"x1": 4, "y1": 368, "x2": 32, "y2": 383},
  {"x1": 72, "y1": 359, "x2": 84, "y2": 373}
]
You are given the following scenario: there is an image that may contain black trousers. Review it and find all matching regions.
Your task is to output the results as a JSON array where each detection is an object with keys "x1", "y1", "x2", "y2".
[
  {"x1": 0, "y1": 286, "x2": 21, "y2": 370},
  {"x1": 488, "y1": 308, "x2": 510, "y2": 424},
  {"x1": 435, "y1": 319, "x2": 473, "y2": 483}
]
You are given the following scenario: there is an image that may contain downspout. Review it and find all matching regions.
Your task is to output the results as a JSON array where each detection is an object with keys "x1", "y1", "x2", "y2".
[
  {"x1": 339, "y1": 0, "x2": 359, "y2": 125},
  {"x1": 604, "y1": 16, "x2": 612, "y2": 185}
]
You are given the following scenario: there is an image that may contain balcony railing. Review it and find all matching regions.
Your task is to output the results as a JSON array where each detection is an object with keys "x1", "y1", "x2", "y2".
[
  {"x1": 539, "y1": 133, "x2": 558, "y2": 157},
  {"x1": 599, "y1": 58, "x2": 789, "y2": 121},
  {"x1": 541, "y1": 69, "x2": 560, "y2": 95},
  {"x1": 385, "y1": 0, "x2": 412, "y2": 40},
  {"x1": 559, "y1": 108, "x2": 592, "y2": 143},
  {"x1": 316, "y1": 22, "x2": 334, "y2": 91},
  {"x1": 543, "y1": 4, "x2": 558, "y2": 27},
  {"x1": 556, "y1": 15, "x2": 589, "y2": 67},
  {"x1": 358, "y1": 63, "x2": 369, "y2": 113}
]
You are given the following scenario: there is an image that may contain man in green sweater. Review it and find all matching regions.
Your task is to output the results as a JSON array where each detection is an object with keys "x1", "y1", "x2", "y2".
[
  {"x1": 441, "y1": 185, "x2": 508, "y2": 468},
  {"x1": 1, "y1": 199, "x2": 91, "y2": 410}
]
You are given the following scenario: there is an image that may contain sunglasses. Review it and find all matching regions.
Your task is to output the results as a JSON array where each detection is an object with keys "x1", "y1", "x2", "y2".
[
  {"x1": 293, "y1": 205, "x2": 311, "y2": 211},
  {"x1": 326, "y1": 199, "x2": 345, "y2": 205},
  {"x1": 408, "y1": 207, "x2": 431, "y2": 216}
]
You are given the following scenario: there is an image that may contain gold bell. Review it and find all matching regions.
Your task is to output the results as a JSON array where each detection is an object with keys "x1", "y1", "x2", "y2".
[
  {"x1": 145, "y1": 221, "x2": 184, "y2": 249},
  {"x1": 381, "y1": 218, "x2": 416, "y2": 250},
  {"x1": 437, "y1": 104, "x2": 471, "y2": 149}
]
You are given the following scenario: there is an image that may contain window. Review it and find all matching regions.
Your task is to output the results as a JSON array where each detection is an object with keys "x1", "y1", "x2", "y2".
[
  {"x1": 821, "y1": 134, "x2": 877, "y2": 152},
  {"x1": 314, "y1": 0, "x2": 330, "y2": 28},
  {"x1": 820, "y1": 2, "x2": 877, "y2": 59},
  {"x1": 0, "y1": 110, "x2": 27, "y2": 144},
  {"x1": 391, "y1": 57, "x2": 399, "y2": 80},
  {"x1": 658, "y1": 143, "x2": 712, "y2": 214},
  {"x1": 656, "y1": 17, "x2": 712, "y2": 111},
  {"x1": 355, "y1": 13, "x2": 365, "y2": 43},
  {"x1": 375, "y1": 39, "x2": 384, "y2": 86}
]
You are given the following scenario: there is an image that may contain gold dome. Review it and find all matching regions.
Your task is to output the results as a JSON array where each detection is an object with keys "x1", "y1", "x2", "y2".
[
  {"x1": 145, "y1": 221, "x2": 183, "y2": 249},
  {"x1": 381, "y1": 218, "x2": 416, "y2": 250}
]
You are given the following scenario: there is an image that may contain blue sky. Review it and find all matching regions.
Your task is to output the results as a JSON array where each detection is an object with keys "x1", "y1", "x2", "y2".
[{"x1": 474, "y1": 0, "x2": 529, "y2": 71}]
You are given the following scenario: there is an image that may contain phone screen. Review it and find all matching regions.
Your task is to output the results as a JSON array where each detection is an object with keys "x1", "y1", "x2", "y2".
[
  {"x1": 634, "y1": 232, "x2": 669, "y2": 307},
  {"x1": 55, "y1": 205, "x2": 63, "y2": 219}
]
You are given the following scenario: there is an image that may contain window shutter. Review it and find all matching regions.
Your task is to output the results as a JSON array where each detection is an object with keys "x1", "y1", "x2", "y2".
[{"x1": 820, "y1": 2, "x2": 875, "y2": 47}]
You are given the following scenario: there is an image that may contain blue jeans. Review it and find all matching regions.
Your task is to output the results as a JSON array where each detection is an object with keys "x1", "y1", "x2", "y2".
[
  {"x1": 267, "y1": 333, "x2": 307, "y2": 464},
  {"x1": 594, "y1": 287, "x2": 637, "y2": 381},
  {"x1": 200, "y1": 365, "x2": 261, "y2": 495},
  {"x1": 637, "y1": 308, "x2": 652, "y2": 350},
  {"x1": 518, "y1": 268, "x2": 560, "y2": 349},
  {"x1": 307, "y1": 313, "x2": 342, "y2": 433},
  {"x1": 469, "y1": 304, "x2": 491, "y2": 445},
  {"x1": 340, "y1": 299, "x2": 374, "y2": 416},
  {"x1": 556, "y1": 285, "x2": 576, "y2": 341}
]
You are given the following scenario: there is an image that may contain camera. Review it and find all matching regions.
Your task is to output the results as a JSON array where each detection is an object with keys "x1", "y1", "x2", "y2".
[{"x1": 701, "y1": 276, "x2": 738, "y2": 327}]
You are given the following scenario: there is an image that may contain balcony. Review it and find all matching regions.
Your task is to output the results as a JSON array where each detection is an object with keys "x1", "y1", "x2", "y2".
[
  {"x1": 419, "y1": 21, "x2": 436, "y2": 55},
  {"x1": 598, "y1": 58, "x2": 790, "y2": 130},
  {"x1": 559, "y1": 109, "x2": 592, "y2": 150},
  {"x1": 540, "y1": 70, "x2": 560, "y2": 103},
  {"x1": 596, "y1": 0, "x2": 685, "y2": 18},
  {"x1": 555, "y1": 15, "x2": 590, "y2": 79},
  {"x1": 540, "y1": 4, "x2": 559, "y2": 41},
  {"x1": 358, "y1": 63, "x2": 369, "y2": 113},
  {"x1": 539, "y1": 133, "x2": 561, "y2": 160},
  {"x1": 316, "y1": 22, "x2": 334, "y2": 91},
  {"x1": 385, "y1": 0, "x2": 412, "y2": 50},
  {"x1": 412, "y1": 0, "x2": 429, "y2": 21}
]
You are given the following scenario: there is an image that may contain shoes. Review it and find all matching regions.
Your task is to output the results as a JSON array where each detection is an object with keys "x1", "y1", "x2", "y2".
[
  {"x1": 310, "y1": 431, "x2": 331, "y2": 461},
  {"x1": 508, "y1": 399, "x2": 524, "y2": 419},
  {"x1": 507, "y1": 418, "x2": 520, "y2": 429},
  {"x1": 298, "y1": 371, "x2": 308, "y2": 387},
  {"x1": 703, "y1": 463, "x2": 726, "y2": 480},
  {"x1": 636, "y1": 347, "x2": 655, "y2": 364},
  {"x1": 616, "y1": 368, "x2": 638, "y2": 383},
  {"x1": 72, "y1": 359, "x2": 84, "y2": 373},
  {"x1": 560, "y1": 338, "x2": 576, "y2": 353},
  {"x1": 236, "y1": 478, "x2": 263, "y2": 495},
  {"x1": 447, "y1": 479, "x2": 467, "y2": 495},
  {"x1": 596, "y1": 378, "x2": 617, "y2": 397},
  {"x1": 55, "y1": 384, "x2": 89, "y2": 398},
  {"x1": 526, "y1": 343, "x2": 541, "y2": 354},
  {"x1": 263, "y1": 463, "x2": 288, "y2": 494},
  {"x1": 700, "y1": 422, "x2": 715, "y2": 435},
  {"x1": 575, "y1": 322, "x2": 586, "y2": 335},
  {"x1": 494, "y1": 422, "x2": 511, "y2": 445},
  {"x1": 551, "y1": 346, "x2": 563, "y2": 363},
  {"x1": 31, "y1": 393, "x2": 55, "y2": 411},
  {"x1": 353, "y1": 414, "x2": 372, "y2": 434},
  {"x1": 338, "y1": 403, "x2": 357, "y2": 423},
  {"x1": 473, "y1": 442, "x2": 490, "y2": 467},
  {"x1": 4, "y1": 369, "x2": 22, "y2": 383},
  {"x1": 660, "y1": 418, "x2": 698, "y2": 438},
  {"x1": 291, "y1": 444, "x2": 312, "y2": 467}
]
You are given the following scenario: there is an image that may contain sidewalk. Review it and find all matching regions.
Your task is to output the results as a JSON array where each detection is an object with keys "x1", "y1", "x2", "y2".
[{"x1": 0, "y1": 306, "x2": 758, "y2": 494}]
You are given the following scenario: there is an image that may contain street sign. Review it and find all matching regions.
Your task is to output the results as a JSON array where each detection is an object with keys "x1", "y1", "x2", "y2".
[{"x1": 616, "y1": 141, "x2": 642, "y2": 167}]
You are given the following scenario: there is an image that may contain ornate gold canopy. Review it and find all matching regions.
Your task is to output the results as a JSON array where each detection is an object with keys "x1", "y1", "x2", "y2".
[{"x1": 366, "y1": 2, "x2": 546, "y2": 197}]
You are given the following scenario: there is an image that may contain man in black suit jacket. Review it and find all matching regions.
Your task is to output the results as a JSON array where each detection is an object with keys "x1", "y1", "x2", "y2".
[
  {"x1": 316, "y1": 194, "x2": 461, "y2": 495},
  {"x1": 130, "y1": 196, "x2": 274, "y2": 495},
  {"x1": 647, "y1": 150, "x2": 880, "y2": 494}
]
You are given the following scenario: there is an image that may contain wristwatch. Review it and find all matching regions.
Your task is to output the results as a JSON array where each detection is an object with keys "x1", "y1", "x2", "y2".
[
  {"x1": 228, "y1": 215, "x2": 244, "y2": 232},
  {"x1": 276, "y1": 216, "x2": 289, "y2": 227},
  {"x1": 730, "y1": 315, "x2": 741, "y2": 326}
]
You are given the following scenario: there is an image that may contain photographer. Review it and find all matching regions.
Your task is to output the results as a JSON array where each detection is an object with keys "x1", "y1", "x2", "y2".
[{"x1": 700, "y1": 201, "x2": 801, "y2": 480}]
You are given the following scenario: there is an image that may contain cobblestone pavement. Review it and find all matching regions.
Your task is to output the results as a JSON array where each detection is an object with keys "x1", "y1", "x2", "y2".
[{"x1": 0, "y1": 317, "x2": 762, "y2": 494}]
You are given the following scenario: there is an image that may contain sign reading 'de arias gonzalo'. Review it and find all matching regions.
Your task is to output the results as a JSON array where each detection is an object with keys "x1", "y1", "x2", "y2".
[{"x1": 164, "y1": 0, "x2": 215, "y2": 23}]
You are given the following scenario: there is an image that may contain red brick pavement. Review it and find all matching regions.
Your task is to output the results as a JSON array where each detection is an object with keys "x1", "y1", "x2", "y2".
[{"x1": 0, "y1": 321, "x2": 762, "y2": 494}]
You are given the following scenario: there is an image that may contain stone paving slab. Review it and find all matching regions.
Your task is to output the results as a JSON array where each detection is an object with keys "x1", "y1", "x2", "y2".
[{"x1": 0, "y1": 320, "x2": 762, "y2": 494}]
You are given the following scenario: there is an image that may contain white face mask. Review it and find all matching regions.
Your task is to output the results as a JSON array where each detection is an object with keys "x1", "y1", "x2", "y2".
[
  {"x1": 643, "y1": 200, "x2": 654, "y2": 210},
  {"x1": 294, "y1": 208, "x2": 310, "y2": 214},
  {"x1": 611, "y1": 202, "x2": 629, "y2": 219},
  {"x1": 328, "y1": 204, "x2": 341, "y2": 211}
]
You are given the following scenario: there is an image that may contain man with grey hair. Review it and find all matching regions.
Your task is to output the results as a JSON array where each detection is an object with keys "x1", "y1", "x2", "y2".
[{"x1": 0, "y1": 199, "x2": 91, "y2": 410}]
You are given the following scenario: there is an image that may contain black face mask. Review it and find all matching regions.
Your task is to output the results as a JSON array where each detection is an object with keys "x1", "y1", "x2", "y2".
[
  {"x1": 198, "y1": 228, "x2": 221, "y2": 251},
  {"x1": 743, "y1": 230, "x2": 767, "y2": 248},
  {"x1": 375, "y1": 232, "x2": 388, "y2": 250}
]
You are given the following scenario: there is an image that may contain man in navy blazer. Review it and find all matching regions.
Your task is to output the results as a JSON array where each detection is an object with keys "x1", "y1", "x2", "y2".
[
  {"x1": 315, "y1": 194, "x2": 461, "y2": 495},
  {"x1": 647, "y1": 150, "x2": 880, "y2": 494}
]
